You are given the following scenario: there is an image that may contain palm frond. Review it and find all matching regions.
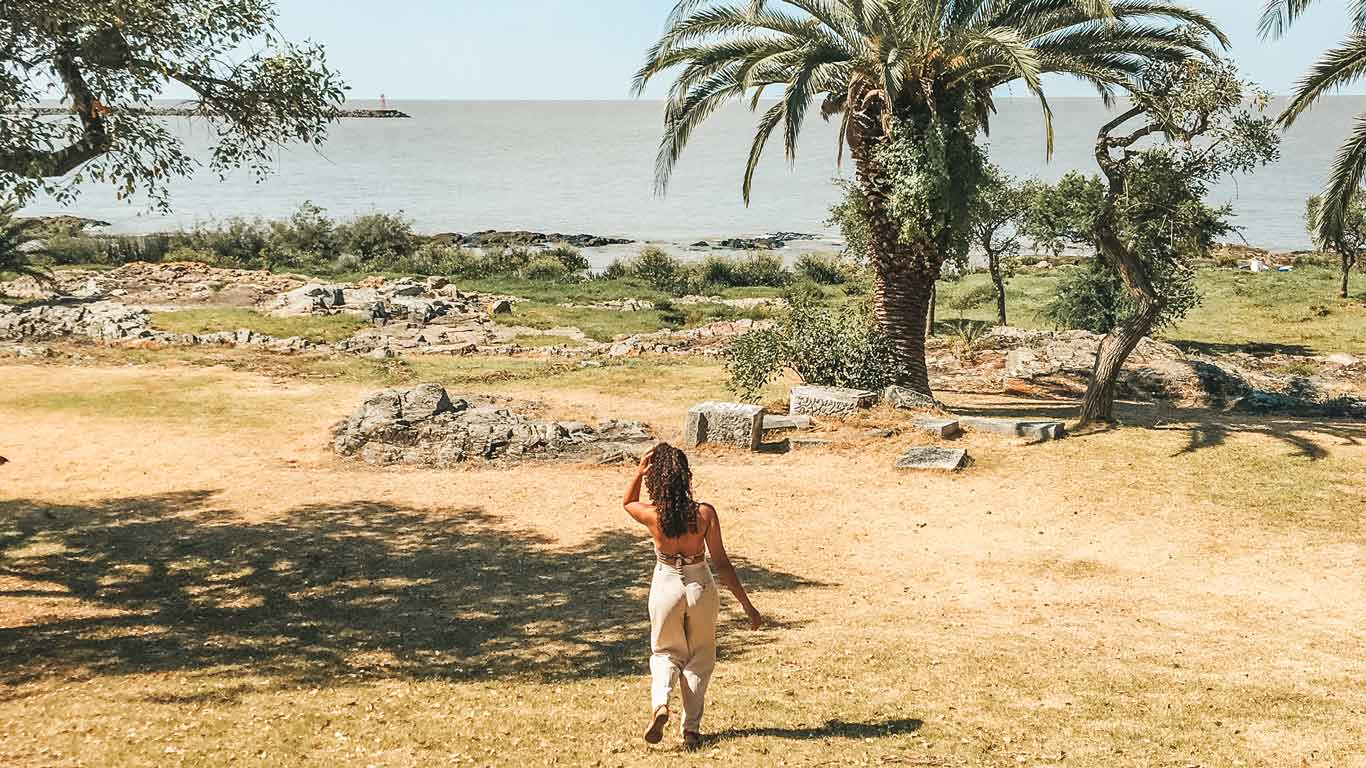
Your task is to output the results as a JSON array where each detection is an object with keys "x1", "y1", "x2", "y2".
[
  {"x1": 1314, "y1": 113, "x2": 1366, "y2": 248},
  {"x1": 1280, "y1": 34, "x2": 1366, "y2": 128}
]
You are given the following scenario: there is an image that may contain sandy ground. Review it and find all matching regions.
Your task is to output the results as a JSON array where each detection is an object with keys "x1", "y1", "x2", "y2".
[{"x1": 1, "y1": 360, "x2": 1364, "y2": 767}]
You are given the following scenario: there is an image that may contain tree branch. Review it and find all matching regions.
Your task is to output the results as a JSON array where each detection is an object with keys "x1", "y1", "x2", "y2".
[{"x1": 0, "y1": 40, "x2": 112, "y2": 178}]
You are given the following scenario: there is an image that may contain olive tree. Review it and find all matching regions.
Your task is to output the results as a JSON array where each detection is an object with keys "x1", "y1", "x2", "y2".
[
  {"x1": 970, "y1": 166, "x2": 1028, "y2": 326},
  {"x1": 1078, "y1": 58, "x2": 1279, "y2": 426},
  {"x1": 1306, "y1": 194, "x2": 1364, "y2": 298},
  {"x1": 1, "y1": 0, "x2": 345, "y2": 211}
]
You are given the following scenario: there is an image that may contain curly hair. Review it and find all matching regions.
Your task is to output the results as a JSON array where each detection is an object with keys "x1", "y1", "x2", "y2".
[{"x1": 644, "y1": 443, "x2": 698, "y2": 539}]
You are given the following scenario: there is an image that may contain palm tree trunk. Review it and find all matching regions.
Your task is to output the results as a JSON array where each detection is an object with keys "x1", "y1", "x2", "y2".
[
  {"x1": 926, "y1": 282, "x2": 936, "y2": 338},
  {"x1": 873, "y1": 265, "x2": 933, "y2": 394},
  {"x1": 987, "y1": 250, "x2": 1008, "y2": 326}
]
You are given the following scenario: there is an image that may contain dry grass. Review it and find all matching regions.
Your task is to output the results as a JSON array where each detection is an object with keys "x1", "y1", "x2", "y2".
[{"x1": 1, "y1": 358, "x2": 1364, "y2": 768}]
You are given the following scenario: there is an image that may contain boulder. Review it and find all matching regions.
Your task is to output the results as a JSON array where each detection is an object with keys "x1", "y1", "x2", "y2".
[
  {"x1": 334, "y1": 385, "x2": 652, "y2": 467},
  {"x1": 488, "y1": 299, "x2": 513, "y2": 316},
  {"x1": 895, "y1": 446, "x2": 970, "y2": 471},
  {"x1": 785, "y1": 436, "x2": 832, "y2": 451},
  {"x1": 684, "y1": 402, "x2": 765, "y2": 451},
  {"x1": 789, "y1": 385, "x2": 878, "y2": 418}
]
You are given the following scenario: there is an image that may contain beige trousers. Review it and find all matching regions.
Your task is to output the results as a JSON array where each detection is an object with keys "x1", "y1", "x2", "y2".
[{"x1": 648, "y1": 561, "x2": 719, "y2": 733}]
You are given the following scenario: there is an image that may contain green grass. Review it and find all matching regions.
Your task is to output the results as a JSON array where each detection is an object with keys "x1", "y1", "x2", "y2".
[
  {"x1": 1171, "y1": 266, "x2": 1366, "y2": 354},
  {"x1": 934, "y1": 266, "x2": 1366, "y2": 354},
  {"x1": 149, "y1": 308, "x2": 368, "y2": 344},
  {"x1": 493, "y1": 303, "x2": 666, "y2": 342},
  {"x1": 508, "y1": 334, "x2": 589, "y2": 348}
]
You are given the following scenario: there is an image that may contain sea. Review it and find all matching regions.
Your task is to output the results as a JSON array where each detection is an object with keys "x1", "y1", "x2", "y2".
[{"x1": 18, "y1": 97, "x2": 1366, "y2": 252}]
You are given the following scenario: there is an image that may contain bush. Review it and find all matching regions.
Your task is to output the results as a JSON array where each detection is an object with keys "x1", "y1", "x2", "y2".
[
  {"x1": 1044, "y1": 262, "x2": 1130, "y2": 333},
  {"x1": 386, "y1": 242, "x2": 480, "y2": 276},
  {"x1": 730, "y1": 250, "x2": 790, "y2": 287},
  {"x1": 697, "y1": 255, "x2": 738, "y2": 288},
  {"x1": 600, "y1": 258, "x2": 629, "y2": 280},
  {"x1": 336, "y1": 211, "x2": 414, "y2": 266},
  {"x1": 795, "y1": 253, "x2": 847, "y2": 285},
  {"x1": 630, "y1": 246, "x2": 686, "y2": 292},
  {"x1": 545, "y1": 243, "x2": 589, "y2": 274},
  {"x1": 43, "y1": 233, "x2": 106, "y2": 265},
  {"x1": 726, "y1": 298, "x2": 896, "y2": 401},
  {"x1": 521, "y1": 255, "x2": 571, "y2": 281},
  {"x1": 944, "y1": 283, "x2": 997, "y2": 314}
]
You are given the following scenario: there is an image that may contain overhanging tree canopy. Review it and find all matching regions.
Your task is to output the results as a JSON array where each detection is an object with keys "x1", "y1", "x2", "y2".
[{"x1": 0, "y1": 0, "x2": 346, "y2": 211}]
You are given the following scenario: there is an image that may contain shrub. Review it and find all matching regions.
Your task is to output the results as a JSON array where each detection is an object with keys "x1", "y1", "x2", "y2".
[
  {"x1": 42, "y1": 233, "x2": 105, "y2": 265},
  {"x1": 600, "y1": 258, "x2": 630, "y2": 280},
  {"x1": 545, "y1": 243, "x2": 589, "y2": 273},
  {"x1": 630, "y1": 246, "x2": 686, "y2": 292},
  {"x1": 1044, "y1": 262, "x2": 1130, "y2": 333},
  {"x1": 521, "y1": 255, "x2": 571, "y2": 281},
  {"x1": 484, "y1": 246, "x2": 535, "y2": 276},
  {"x1": 945, "y1": 283, "x2": 997, "y2": 314},
  {"x1": 336, "y1": 211, "x2": 414, "y2": 266},
  {"x1": 386, "y1": 242, "x2": 480, "y2": 276},
  {"x1": 730, "y1": 250, "x2": 790, "y2": 287},
  {"x1": 654, "y1": 299, "x2": 687, "y2": 328},
  {"x1": 726, "y1": 298, "x2": 896, "y2": 401},
  {"x1": 795, "y1": 253, "x2": 847, "y2": 285},
  {"x1": 697, "y1": 255, "x2": 738, "y2": 288},
  {"x1": 166, "y1": 246, "x2": 217, "y2": 264}
]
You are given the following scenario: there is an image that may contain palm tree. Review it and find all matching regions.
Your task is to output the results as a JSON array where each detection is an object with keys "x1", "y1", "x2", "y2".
[
  {"x1": 1262, "y1": 2, "x2": 1366, "y2": 252},
  {"x1": 634, "y1": 0, "x2": 1224, "y2": 394}
]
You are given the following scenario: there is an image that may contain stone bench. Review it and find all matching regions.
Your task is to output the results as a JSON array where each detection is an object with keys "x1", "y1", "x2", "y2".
[
  {"x1": 684, "y1": 402, "x2": 765, "y2": 451},
  {"x1": 761, "y1": 414, "x2": 814, "y2": 432},
  {"x1": 959, "y1": 416, "x2": 1066, "y2": 443},
  {"x1": 789, "y1": 385, "x2": 878, "y2": 418}
]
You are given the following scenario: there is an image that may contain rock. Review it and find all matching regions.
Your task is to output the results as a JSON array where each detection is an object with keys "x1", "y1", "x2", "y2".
[
  {"x1": 365, "y1": 347, "x2": 396, "y2": 360},
  {"x1": 895, "y1": 446, "x2": 970, "y2": 471},
  {"x1": 789, "y1": 385, "x2": 878, "y2": 418},
  {"x1": 761, "y1": 414, "x2": 814, "y2": 432},
  {"x1": 488, "y1": 298, "x2": 513, "y2": 316},
  {"x1": 883, "y1": 385, "x2": 942, "y2": 411},
  {"x1": 684, "y1": 402, "x2": 765, "y2": 451},
  {"x1": 959, "y1": 416, "x2": 1066, "y2": 443},
  {"x1": 1327, "y1": 352, "x2": 1361, "y2": 366},
  {"x1": 912, "y1": 417, "x2": 961, "y2": 439},
  {"x1": 786, "y1": 437, "x2": 831, "y2": 451},
  {"x1": 334, "y1": 385, "x2": 652, "y2": 467},
  {"x1": 863, "y1": 428, "x2": 895, "y2": 438}
]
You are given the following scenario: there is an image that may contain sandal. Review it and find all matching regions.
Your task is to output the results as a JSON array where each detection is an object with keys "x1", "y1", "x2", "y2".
[
  {"x1": 683, "y1": 731, "x2": 702, "y2": 751},
  {"x1": 644, "y1": 705, "x2": 669, "y2": 744}
]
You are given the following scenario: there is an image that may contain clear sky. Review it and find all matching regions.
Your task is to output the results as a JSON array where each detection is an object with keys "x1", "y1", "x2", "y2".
[{"x1": 246, "y1": 1, "x2": 1355, "y2": 100}]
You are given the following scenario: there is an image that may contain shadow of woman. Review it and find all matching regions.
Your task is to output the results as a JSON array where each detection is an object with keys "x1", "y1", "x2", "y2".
[{"x1": 709, "y1": 716, "x2": 924, "y2": 743}]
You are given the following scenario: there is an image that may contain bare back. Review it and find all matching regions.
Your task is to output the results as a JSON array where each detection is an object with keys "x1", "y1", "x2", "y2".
[{"x1": 646, "y1": 502, "x2": 714, "y2": 557}]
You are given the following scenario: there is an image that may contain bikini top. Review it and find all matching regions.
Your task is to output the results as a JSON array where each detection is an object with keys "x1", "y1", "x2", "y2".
[{"x1": 654, "y1": 506, "x2": 711, "y2": 567}]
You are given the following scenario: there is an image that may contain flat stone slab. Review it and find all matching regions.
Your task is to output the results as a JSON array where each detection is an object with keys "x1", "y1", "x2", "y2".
[
  {"x1": 895, "y1": 446, "x2": 970, "y2": 471},
  {"x1": 762, "y1": 414, "x2": 814, "y2": 432},
  {"x1": 789, "y1": 385, "x2": 878, "y2": 418},
  {"x1": 959, "y1": 416, "x2": 1066, "y2": 443},
  {"x1": 912, "y1": 417, "x2": 961, "y2": 439},
  {"x1": 684, "y1": 401, "x2": 765, "y2": 451}
]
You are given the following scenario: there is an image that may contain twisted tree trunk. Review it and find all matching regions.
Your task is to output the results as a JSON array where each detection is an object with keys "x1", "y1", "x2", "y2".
[{"x1": 1077, "y1": 106, "x2": 1167, "y2": 428}]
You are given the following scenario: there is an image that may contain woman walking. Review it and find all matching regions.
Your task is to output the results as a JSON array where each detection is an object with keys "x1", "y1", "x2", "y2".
[{"x1": 623, "y1": 443, "x2": 763, "y2": 750}]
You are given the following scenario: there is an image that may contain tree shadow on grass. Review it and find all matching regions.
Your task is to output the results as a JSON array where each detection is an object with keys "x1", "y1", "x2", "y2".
[
  {"x1": 0, "y1": 491, "x2": 819, "y2": 700},
  {"x1": 710, "y1": 717, "x2": 923, "y2": 743}
]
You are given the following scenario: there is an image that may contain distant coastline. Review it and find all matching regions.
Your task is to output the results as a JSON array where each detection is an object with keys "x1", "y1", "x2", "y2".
[{"x1": 11, "y1": 106, "x2": 411, "y2": 119}]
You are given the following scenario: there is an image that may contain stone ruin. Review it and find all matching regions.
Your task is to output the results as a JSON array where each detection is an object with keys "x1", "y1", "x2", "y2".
[{"x1": 332, "y1": 384, "x2": 654, "y2": 467}]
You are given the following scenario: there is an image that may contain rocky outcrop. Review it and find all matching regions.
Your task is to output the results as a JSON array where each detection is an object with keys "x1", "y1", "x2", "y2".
[
  {"x1": 437, "y1": 231, "x2": 634, "y2": 249},
  {"x1": 333, "y1": 385, "x2": 654, "y2": 467},
  {"x1": 992, "y1": 327, "x2": 1366, "y2": 418}
]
